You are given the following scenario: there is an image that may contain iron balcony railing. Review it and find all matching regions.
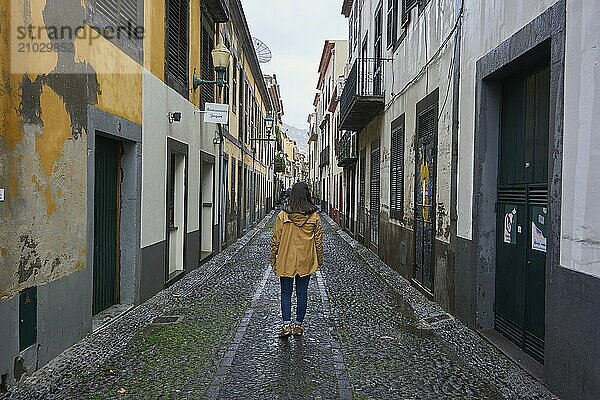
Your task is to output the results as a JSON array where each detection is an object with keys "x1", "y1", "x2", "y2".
[
  {"x1": 337, "y1": 131, "x2": 357, "y2": 167},
  {"x1": 339, "y1": 58, "x2": 385, "y2": 132},
  {"x1": 319, "y1": 145, "x2": 330, "y2": 167}
]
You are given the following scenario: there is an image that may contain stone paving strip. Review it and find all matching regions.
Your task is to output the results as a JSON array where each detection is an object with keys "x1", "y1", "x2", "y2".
[{"x1": 2, "y1": 210, "x2": 556, "y2": 399}]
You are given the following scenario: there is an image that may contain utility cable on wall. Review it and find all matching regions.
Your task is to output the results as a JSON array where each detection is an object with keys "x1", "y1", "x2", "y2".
[{"x1": 384, "y1": 5, "x2": 464, "y2": 114}]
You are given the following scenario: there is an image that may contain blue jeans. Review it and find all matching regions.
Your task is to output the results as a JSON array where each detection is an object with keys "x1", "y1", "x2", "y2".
[{"x1": 280, "y1": 274, "x2": 311, "y2": 324}]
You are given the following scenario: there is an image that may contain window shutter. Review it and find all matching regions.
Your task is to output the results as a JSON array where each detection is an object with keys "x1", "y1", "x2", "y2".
[
  {"x1": 166, "y1": 0, "x2": 189, "y2": 97},
  {"x1": 370, "y1": 140, "x2": 381, "y2": 246},
  {"x1": 119, "y1": 0, "x2": 137, "y2": 23},
  {"x1": 402, "y1": 0, "x2": 419, "y2": 23},
  {"x1": 358, "y1": 149, "x2": 367, "y2": 236},
  {"x1": 390, "y1": 114, "x2": 405, "y2": 220},
  {"x1": 201, "y1": 27, "x2": 215, "y2": 108},
  {"x1": 96, "y1": 0, "x2": 140, "y2": 28}
]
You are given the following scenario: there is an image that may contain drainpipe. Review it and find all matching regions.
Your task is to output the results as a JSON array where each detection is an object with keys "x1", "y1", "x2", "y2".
[
  {"x1": 218, "y1": 124, "x2": 225, "y2": 253},
  {"x1": 450, "y1": 0, "x2": 463, "y2": 311}
]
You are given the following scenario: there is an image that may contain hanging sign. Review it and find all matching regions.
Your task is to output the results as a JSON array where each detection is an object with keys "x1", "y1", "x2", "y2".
[
  {"x1": 504, "y1": 207, "x2": 517, "y2": 245},
  {"x1": 204, "y1": 103, "x2": 229, "y2": 124}
]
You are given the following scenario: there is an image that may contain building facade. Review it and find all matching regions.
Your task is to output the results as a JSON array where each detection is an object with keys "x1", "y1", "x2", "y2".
[
  {"x1": 220, "y1": 0, "x2": 275, "y2": 247},
  {"x1": 313, "y1": 40, "x2": 348, "y2": 214},
  {"x1": 314, "y1": 0, "x2": 600, "y2": 398},
  {"x1": 0, "y1": 0, "x2": 277, "y2": 387}
]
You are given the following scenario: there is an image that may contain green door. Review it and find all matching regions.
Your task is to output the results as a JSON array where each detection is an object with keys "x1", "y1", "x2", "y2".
[
  {"x1": 495, "y1": 65, "x2": 549, "y2": 363},
  {"x1": 93, "y1": 136, "x2": 120, "y2": 315}
]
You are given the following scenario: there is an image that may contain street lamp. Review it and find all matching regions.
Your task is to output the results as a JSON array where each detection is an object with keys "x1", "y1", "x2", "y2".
[
  {"x1": 190, "y1": 41, "x2": 231, "y2": 254},
  {"x1": 265, "y1": 113, "x2": 275, "y2": 135},
  {"x1": 249, "y1": 112, "x2": 276, "y2": 142},
  {"x1": 192, "y1": 42, "x2": 232, "y2": 91}
]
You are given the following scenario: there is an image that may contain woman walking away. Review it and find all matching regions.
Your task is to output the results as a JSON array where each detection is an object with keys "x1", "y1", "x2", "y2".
[{"x1": 270, "y1": 182, "x2": 323, "y2": 338}]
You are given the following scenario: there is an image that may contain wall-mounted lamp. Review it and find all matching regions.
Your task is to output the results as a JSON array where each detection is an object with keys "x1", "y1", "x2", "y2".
[
  {"x1": 192, "y1": 43, "x2": 232, "y2": 92},
  {"x1": 265, "y1": 112, "x2": 275, "y2": 134},
  {"x1": 213, "y1": 134, "x2": 223, "y2": 147},
  {"x1": 249, "y1": 112, "x2": 276, "y2": 142}
]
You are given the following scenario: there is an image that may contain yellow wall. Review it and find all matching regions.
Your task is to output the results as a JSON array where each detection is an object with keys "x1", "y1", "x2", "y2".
[
  {"x1": 0, "y1": 0, "x2": 142, "y2": 297},
  {"x1": 144, "y1": 0, "x2": 165, "y2": 79}
]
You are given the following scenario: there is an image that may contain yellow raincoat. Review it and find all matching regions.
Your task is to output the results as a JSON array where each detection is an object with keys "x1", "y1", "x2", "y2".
[{"x1": 270, "y1": 208, "x2": 323, "y2": 277}]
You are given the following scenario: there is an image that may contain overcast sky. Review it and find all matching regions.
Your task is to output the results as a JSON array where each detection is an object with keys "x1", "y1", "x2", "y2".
[{"x1": 241, "y1": 1, "x2": 347, "y2": 129}]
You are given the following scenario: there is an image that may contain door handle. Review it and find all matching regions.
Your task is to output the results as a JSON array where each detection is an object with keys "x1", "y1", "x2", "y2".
[{"x1": 527, "y1": 260, "x2": 532, "y2": 266}]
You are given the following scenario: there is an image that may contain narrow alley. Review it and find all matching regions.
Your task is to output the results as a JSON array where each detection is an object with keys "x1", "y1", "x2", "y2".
[{"x1": 2, "y1": 213, "x2": 552, "y2": 400}]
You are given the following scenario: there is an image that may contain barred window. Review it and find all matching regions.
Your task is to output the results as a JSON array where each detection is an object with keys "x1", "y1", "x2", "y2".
[{"x1": 390, "y1": 114, "x2": 405, "y2": 220}]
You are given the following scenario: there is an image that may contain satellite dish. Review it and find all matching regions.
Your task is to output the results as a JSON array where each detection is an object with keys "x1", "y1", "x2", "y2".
[{"x1": 252, "y1": 37, "x2": 272, "y2": 63}]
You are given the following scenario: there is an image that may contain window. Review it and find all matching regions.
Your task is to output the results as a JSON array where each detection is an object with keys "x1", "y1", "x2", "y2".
[
  {"x1": 374, "y1": 4, "x2": 383, "y2": 62},
  {"x1": 96, "y1": 0, "x2": 139, "y2": 27},
  {"x1": 349, "y1": 13, "x2": 354, "y2": 52},
  {"x1": 402, "y1": 0, "x2": 419, "y2": 24},
  {"x1": 201, "y1": 26, "x2": 215, "y2": 108},
  {"x1": 239, "y1": 71, "x2": 245, "y2": 139},
  {"x1": 231, "y1": 158, "x2": 237, "y2": 212},
  {"x1": 166, "y1": 0, "x2": 189, "y2": 98},
  {"x1": 93, "y1": 0, "x2": 142, "y2": 61},
  {"x1": 387, "y1": 0, "x2": 398, "y2": 47},
  {"x1": 168, "y1": 156, "x2": 176, "y2": 228},
  {"x1": 232, "y1": 58, "x2": 238, "y2": 112},
  {"x1": 390, "y1": 114, "x2": 405, "y2": 220}
]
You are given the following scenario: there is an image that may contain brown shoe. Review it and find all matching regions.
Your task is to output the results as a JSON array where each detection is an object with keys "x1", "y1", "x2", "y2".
[
  {"x1": 293, "y1": 324, "x2": 303, "y2": 336},
  {"x1": 278, "y1": 324, "x2": 292, "y2": 338}
]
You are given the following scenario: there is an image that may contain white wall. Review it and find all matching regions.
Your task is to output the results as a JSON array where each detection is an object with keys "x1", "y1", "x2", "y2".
[
  {"x1": 457, "y1": 0, "x2": 558, "y2": 240},
  {"x1": 560, "y1": 0, "x2": 600, "y2": 277},
  {"x1": 141, "y1": 69, "x2": 217, "y2": 248}
]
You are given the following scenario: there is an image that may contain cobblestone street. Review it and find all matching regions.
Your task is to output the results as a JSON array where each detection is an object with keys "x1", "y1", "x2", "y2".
[{"x1": 2, "y1": 212, "x2": 554, "y2": 400}]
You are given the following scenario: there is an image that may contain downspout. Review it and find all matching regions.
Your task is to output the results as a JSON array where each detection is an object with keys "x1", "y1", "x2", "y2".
[
  {"x1": 218, "y1": 124, "x2": 225, "y2": 253},
  {"x1": 450, "y1": 0, "x2": 463, "y2": 314},
  {"x1": 216, "y1": 23, "x2": 225, "y2": 253}
]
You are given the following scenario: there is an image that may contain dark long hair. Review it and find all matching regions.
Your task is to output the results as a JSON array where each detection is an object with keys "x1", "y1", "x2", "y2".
[{"x1": 287, "y1": 182, "x2": 316, "y2": 214}]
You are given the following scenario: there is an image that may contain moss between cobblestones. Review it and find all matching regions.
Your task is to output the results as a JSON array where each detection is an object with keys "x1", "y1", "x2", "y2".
[{"x1": 82, "y1": 296, "x2": 248, "y2": 399}]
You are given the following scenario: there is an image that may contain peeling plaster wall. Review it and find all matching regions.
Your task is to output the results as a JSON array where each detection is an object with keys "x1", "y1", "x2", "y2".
[
  {"x1": 0, "y1": 0, "x2": 145, "y2": 385},
  {"x1": 1, "y1": 0, "x2": 143, "y2": 300},
  {"x1": 0, "y1": 0, "x2": 93, "y2": 301}
]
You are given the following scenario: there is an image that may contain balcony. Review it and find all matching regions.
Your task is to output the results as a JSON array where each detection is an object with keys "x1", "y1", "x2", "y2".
[
  {"x1": 337, "y1": 132, "x2": 357, "y2": 168},
  {"x1": 339, "y1": 58, "x2": 385, "y2": 132},
  {"x1": 319, "y1": 146, "x2": 330, "y2": 168}
]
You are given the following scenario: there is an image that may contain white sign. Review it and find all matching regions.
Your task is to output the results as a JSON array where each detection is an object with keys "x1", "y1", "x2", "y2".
[
  {"x1": 503, "y1": 208, "x2": 516, "y2": 244},
  {"x1": 532, "y1": 222, "x2": 547, "y2": 253},
  {"x1": 0, "y1": 188, "x2": 4, "y2": 202},
  {"x1": 204, "y1": 103, "x2": 229, "y2": 124}
]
